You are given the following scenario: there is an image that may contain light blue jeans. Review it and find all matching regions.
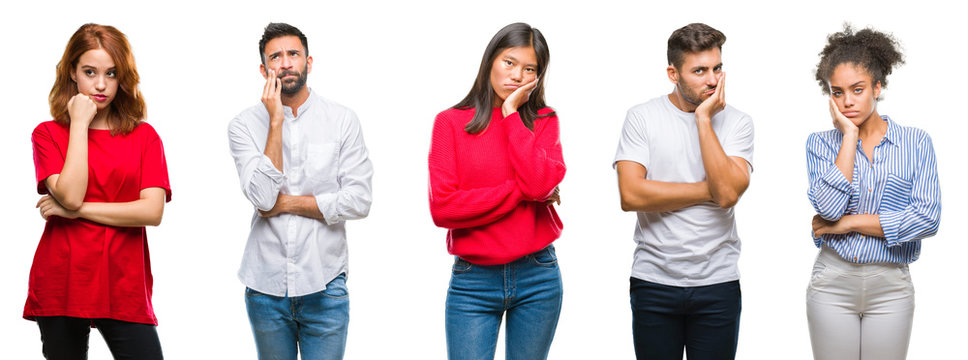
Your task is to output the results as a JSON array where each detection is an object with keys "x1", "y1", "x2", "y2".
[
  {"x1": 245, "y1": 274, "x2": 349, "y2": 360},
  {"x1": 445, "y1": 245, "x2": 563, "y2": 360}
]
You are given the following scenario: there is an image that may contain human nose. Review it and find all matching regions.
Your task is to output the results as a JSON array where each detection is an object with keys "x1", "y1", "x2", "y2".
[
  {"x1": 95, "y1": 74, "x2": 107, "y2": 91},
  {"x1": 843, "y1": 93, "x2": 855, "y2": 108},
  {"x1": 279, "y1": 54, "x2": 293, "y2": 69},
  {"x1": 510, "y1": 67, "x2": 523, "y2": 82},
  {"x1": 706, "y1": 72, "x2": 719, "y2": 87}
]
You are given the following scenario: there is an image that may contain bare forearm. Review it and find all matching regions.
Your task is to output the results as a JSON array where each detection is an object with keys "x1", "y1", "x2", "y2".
[
  {"x1": 76, "y1": 189, "x2": 166, "y2": 227},
  {"x1": 841, "y1": 214, "x2": 884, "y2": 237},
  {"x1": 264, "y1": 124, "x2": 284, "y2": 172},
  {"x1": 48, "y1": 125, "x2": 91, "y2": 210},
  {"x1": 620, "y1": 179, "x2": 712, "y2": 213},
  {"x1": 835, "y1": 131, "x2": 858, "y2": 182},
  {"x1": 616, "y1": 161, "x2": 712, "y2": 213},
  {"x1": 696, "y1": 120, "x2": 749, "y2": 208},
  {"x1": 268, "y1": 194, "x2": 324, "y2": 220}
]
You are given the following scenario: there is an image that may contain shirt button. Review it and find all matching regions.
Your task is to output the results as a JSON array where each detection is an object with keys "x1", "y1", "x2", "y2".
[
  {"x1": 868, "y1": 188, "x2": 872, "y2": 192},
  {"x1": 853, "y1": 256, "x2": 858, "y2": 261}
]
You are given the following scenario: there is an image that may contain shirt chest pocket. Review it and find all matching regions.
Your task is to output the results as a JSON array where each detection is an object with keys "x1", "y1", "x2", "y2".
[
  {"x1": 302, "y1": 142, "x2": 340, "y2": 190},
  {"x1": 879, "y1": 173, "x2": 913, "y2": 212}
]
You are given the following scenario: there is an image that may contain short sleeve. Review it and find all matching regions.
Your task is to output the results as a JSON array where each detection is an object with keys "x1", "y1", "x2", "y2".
[
  {"x1": 32, "y1": 122, "x2": 65, "y2": 194},
  {"x1": 723, "y1": 112, "x2": 754, "y2": 169},
  {"x1": 613, "y1": 108, "x2": 651, "y2": 169},
  {"x1": 139, "y1": 124, "x2": 172, "y2": 202}
]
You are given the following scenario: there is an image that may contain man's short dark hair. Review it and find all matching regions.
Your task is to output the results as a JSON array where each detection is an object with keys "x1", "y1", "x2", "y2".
[
  {"x1": 259, "y1": 23, "x2": 309, "y2": 64},
  {"x1": 667, "y1": 23, "x2": 726, "y2": 70}
]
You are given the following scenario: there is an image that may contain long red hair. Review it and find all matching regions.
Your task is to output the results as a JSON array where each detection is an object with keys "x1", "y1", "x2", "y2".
[{"x1": 49, "y1": 23, "x2": 145, "y2": 135}]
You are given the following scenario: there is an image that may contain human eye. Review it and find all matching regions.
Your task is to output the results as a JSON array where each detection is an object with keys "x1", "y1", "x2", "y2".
[
  {"x1": 289, "y1": 50, "x2": 300, "y2": 58},
  {"x1": 84, "y1": 69, "x2": 95, "y2": 76},
  {"x1": 853, "y1": 88, "x2": 863, "y2": 94},
  {"x1": 713, "y1": 65, "x2": 723, "y2": 72},
  {"x1": 525, "y1": 67, "x2": 536, "y2": 73},
  {"x1": 832, "y1": 90, "x2": 843, "y2": 97},
  {"x1": 269, "y1": 54, "x2": 280, "y2": 62},
  {"x1": 694, "y1": 69, "x2": 704, "y2": 75},
  {"x1": 107, "y1": 70, "x2": 117, "y2": 78}
]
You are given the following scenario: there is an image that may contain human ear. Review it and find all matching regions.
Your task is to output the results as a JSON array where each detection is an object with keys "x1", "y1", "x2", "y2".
[
  {"x1": 873, "y1": 80, "x2": 882, "y2": 99},
  {"x1": 667, "y1": 65, "x2": 678, "y2": 84},
  {"x1": 260, "y1": 64, "x2": 267, "y2": 79},
  {"x1": 306, "y1": 56, "x2": 313, "y2": 75}
]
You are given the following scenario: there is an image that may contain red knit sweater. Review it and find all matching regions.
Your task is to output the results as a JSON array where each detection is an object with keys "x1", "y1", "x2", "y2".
[{"x1": 429, "y1": 107, "x2": 565, "y2": 265}]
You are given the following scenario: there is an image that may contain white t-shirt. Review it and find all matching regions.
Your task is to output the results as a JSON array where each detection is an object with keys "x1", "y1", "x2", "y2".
[{"x1": 614, "y1": 95, "x2": 754, "y2": 287}]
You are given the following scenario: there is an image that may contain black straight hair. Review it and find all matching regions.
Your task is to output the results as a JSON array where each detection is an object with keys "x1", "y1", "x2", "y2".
[{"x1": 454, "y1": 22, "x2": 553, "y2": 134}]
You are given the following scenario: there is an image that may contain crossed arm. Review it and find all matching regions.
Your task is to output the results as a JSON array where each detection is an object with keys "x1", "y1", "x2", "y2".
[
  {"x1": 37, "y1": 186, "x2": 166, "y2": 227},
  {"x1": 617, "y1": 75, "x2": 750, "y2": 213}
]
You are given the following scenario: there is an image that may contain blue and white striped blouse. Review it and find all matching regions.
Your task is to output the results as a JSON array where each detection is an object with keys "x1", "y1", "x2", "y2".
[{"x1": 806, "y1": 115, "x2": 941, "y2": 264}]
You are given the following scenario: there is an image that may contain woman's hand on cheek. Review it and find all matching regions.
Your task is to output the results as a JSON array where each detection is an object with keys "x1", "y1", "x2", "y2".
[{"x1": 502, "y1": 77, "x2": 539, "y2": 117}]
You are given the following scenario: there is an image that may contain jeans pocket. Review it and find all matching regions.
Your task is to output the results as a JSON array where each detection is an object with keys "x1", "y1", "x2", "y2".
[
  {"x1": 245, "y1": 287, "x2": 265, "y2": 298},
  {"x1": 322, "y1": 274, "x2": 349, "y2": 299},
  {"x1": 531, "y1": 245, "x2": 558, "y2": 267},
  {"x1": 452, "y1": 257, "x2": 473, "y2": 274}
]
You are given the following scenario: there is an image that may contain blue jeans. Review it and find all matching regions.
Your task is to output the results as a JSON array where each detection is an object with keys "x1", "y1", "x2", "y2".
[
  {"x1": 245, "y1": 274, "x2": 349, "y2": 360},
  {"x1": 630, "y1": 278, "x2": 741, "y2": 360},
  {"x1": 445, "y1": 245, "x2": 563, "y2": 360}
]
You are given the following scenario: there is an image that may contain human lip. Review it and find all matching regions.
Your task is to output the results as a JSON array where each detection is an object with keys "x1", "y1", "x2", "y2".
[
  {"x1": 703, "y1": 87, "x2": 716, "y2": 95},
  {"x1": 842, "y1": 111, "x2": 860, "y2": 117},
  {"x1": 504, "y1": 84, "x2": 521, "y2": 89},
  {"x1": 92, "y1": 94, "x2": 108, "y2": 102}
]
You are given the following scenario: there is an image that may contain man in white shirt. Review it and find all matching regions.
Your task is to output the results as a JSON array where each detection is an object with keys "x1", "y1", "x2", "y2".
[
  {"x1": 228, "y1": 23, "x2": 373, "y2": 360},
  {"x1": 614, "y1": 23, "x2": 753, "y2": 360}
]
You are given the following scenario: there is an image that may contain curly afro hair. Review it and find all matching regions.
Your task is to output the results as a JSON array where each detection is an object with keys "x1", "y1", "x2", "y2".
[{"x1": 815, "y1": 24, "x2": 904, "y2": 96}]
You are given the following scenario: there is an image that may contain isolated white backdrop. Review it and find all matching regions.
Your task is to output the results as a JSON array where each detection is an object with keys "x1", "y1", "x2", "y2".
[{"x1": 1, "y1": 1, "x2": 963, "y2": 359}]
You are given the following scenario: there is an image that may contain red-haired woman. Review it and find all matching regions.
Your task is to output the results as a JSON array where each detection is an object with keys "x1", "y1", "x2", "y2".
[{"x1": 25, "y1": 23, "x2": 170, "y2": 360}]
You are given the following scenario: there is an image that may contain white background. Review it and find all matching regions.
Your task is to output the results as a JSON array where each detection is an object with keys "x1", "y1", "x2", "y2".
[{"x1": 1, "y1": 0, "x2": 964, "y2": 359}]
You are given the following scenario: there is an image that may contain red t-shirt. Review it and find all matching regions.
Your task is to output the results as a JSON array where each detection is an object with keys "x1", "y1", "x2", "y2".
[
  {"x1": 24, "y1": 121, "x2": 171, "y2": 325},
  {"x1": 428, "y1": 108, "x2": 565, "y2": 265}
]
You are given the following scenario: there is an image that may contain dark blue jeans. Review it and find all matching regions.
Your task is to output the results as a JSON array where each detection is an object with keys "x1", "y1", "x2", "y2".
[{"x1": 630, "y1": 277, "x2": 741, "y2": 360}]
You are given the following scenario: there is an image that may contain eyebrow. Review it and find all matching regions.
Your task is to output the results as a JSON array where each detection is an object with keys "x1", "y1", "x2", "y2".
[
  {"x1": 503, "y1": 55, "x2": 537, "y2": 68},
  {"x1": 267, "y1": 49, "x2": 300, "y2": 58},
  {"x1": 830, "y1": 80, "x2": 866, "y2": 89},
  {"x1": 79, "y1": 64, "x2": 116, "y2": 71},
  {"x1": 691, "y1": 63, "x2": 722, "y2": 71}
]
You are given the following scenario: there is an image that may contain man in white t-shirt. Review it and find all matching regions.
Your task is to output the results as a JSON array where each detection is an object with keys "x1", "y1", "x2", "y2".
[{"x1": 614, "y1": 23, "x2": 754, "y2": 360}]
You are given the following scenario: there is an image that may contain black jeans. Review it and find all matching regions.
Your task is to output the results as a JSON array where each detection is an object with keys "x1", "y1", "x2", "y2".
[
  {"x1": 36, "y1": 316, "x2": 163, "y2": 360},
  {"x1": 630, "y1": 277, "x2": 741, "y2": 360}
]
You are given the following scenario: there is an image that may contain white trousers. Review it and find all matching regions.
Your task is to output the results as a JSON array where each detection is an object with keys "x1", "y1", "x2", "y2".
[{"x1": 806, "y1": 246, "x2": 914, "y2": 360}]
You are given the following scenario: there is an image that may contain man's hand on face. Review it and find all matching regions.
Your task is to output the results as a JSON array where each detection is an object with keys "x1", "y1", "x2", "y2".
[
  {"x1": 695, "y1": 72, "x2": 726, "y2": 123},
  {"x1": 262, "y1": 69, "x2": 284, "y2": 126}
]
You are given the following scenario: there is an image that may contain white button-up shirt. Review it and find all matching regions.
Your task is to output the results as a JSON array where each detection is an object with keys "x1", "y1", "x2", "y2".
[{"x1": 228, "y1": 88, "x2": 373, "y2": 297}]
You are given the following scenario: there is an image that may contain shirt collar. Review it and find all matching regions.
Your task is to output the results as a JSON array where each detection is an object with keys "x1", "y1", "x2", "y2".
[
  {"x1": 882, "y1": 115, "x2": 900, "y2": 146},
  {"x1": 284, "y1": 87, "x2": 315, "y2": 120}
]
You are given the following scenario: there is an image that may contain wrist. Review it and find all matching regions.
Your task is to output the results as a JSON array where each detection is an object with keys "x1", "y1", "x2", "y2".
[
  {"x1": 70, "y1": 120, "x2": 90, "y2": 131},
  {"x1": 501, "y1": 106, "x2": 514, "y2": 118}
]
